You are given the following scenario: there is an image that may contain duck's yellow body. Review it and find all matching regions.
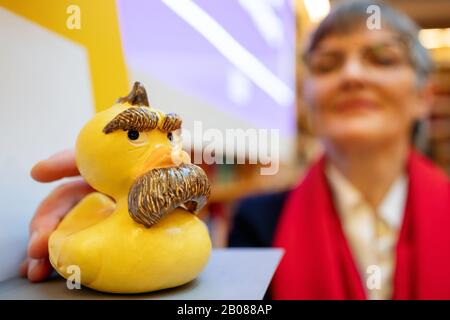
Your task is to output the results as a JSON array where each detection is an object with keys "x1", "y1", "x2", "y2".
[
  {"x1": 49, "y1": 194, "x2": 211, "y2": 293},
  {"x1": 48, "y1": 82, "x2": 212, "y2": 293}
]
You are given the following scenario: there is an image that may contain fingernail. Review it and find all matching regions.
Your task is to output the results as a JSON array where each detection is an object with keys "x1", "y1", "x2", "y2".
[
  {"x1": 28, "y1": 259, "x2": 40, "y2": 277},
  {"x1": 28, "y1": 231, "x2": 39, "y2": 252}
]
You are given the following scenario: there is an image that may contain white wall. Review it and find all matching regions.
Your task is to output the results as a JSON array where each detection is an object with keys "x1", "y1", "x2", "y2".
[{"x1": 0, "y1": 8, "x2": 93, "y2": 282}]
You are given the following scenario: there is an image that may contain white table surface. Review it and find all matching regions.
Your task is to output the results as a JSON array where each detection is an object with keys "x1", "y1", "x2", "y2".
[{"x1": 0, "y1": 248, "x2": 283, "y2": 300}]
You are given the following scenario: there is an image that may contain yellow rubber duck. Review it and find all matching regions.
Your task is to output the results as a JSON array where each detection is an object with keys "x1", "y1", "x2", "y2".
[{"x1": 48, "y1": 82, "x2": 212, "y2": 293}]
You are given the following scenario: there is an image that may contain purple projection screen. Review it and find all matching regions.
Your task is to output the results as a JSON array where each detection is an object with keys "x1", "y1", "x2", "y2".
[{"x1": 116, "y1": 0, "x2": 296, "y2": 140}]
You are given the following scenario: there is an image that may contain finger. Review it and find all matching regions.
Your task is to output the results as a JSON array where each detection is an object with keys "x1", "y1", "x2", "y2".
[
  {"x1": 28, "y1": 179, "x2": 94, "y2": 259},
  {"x1": 28, "y1": 229, "x2": 56, "y2": 260},
  {"x1": 30, "y1": 179, "x2": 94, "y2": 231},
  {"x1": 31, "y1": 149, "x2": 80, "y2": 182},
  {"x1": 19, "y1": 258, "x2": 29, "y2": 278},
  {"x1": 27, "y1": 258, "x2": 53, "y2": 282}
]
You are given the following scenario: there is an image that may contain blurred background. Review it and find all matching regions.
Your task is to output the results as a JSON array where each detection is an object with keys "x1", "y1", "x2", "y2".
[{"x1": 0, "y1": 0, "x2": 448, "y2": 282}]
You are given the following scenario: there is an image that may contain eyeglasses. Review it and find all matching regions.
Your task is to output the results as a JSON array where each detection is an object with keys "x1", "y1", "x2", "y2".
[{"x1": 303, "y1": 37, "x2": 414, "y2": 76}]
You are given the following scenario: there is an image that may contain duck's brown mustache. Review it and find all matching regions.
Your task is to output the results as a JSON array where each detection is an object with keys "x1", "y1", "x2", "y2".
[{"x1": 128, "y1": 164, "x2": 210, "y2": 228}]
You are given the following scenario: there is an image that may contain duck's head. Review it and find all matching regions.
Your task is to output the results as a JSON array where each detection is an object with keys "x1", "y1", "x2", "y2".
[{"x1": 76, "y1": 82, "x2": 210, "y2": 227}]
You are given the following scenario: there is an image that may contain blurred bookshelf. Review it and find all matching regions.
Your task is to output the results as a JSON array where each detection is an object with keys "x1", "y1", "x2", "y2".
[
  {"x1": 429, "y1": 48, "x2": 450, "y2": 175},
  {"x1": 196, "y1": 157, "x2": 302, "y2": 248}
]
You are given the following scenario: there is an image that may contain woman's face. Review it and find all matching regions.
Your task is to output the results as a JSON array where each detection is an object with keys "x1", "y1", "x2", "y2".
[{"x1": 303, "y1": 27, "x2": 430, "y2": 148}]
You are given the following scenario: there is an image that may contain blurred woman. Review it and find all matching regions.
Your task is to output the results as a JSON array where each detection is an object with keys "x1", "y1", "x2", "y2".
[{"x1": 229, "y1": 0, "x2": 450, "y2": 299}]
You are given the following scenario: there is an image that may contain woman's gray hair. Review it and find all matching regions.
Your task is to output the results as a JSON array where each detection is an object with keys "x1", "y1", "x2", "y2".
[{"x1": 303, "y1": 0, "x2": 433, "y2": 87}]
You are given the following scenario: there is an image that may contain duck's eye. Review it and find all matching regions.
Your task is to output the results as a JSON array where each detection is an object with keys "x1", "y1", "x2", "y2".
[
  {"x1": 127, "y1": 129, "x2": 148, "y2": 146},
  {"x1": 127, "y1": 130, "x2": 140, "y2": 140},
  {"x1": 167, "y1": 132, "x2": 173, "y2": 142}
]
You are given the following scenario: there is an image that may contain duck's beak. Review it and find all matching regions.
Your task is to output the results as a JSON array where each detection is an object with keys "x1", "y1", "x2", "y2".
[{"x1": 139, "y1": 145, "x2": 191, "y2": 175}]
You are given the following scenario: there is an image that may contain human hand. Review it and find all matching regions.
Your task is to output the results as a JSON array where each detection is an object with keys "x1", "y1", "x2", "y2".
[{"x1": 20, "y1": 150, "x2": 94, "y2": 282}]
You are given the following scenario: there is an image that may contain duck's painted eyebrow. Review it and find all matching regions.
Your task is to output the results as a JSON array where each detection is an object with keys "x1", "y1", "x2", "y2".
[
  {"x1": 103, "y1": 107, "x2": 159, "y2": 134},
  {"x1": 160, "y1": 113, "x2": 182, "y2": 132},
  {"x1": 103, "y1": 107, "x2": 182, "y2": 134}
]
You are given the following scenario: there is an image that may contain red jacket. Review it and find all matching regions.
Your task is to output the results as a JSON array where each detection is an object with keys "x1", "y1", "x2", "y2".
[{"x1": 271, "y1": 149, "x2": 450, "y2": 299}]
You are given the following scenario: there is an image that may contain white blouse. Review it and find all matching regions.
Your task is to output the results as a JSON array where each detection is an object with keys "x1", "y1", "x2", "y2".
[{"x1": 326, "y1": 163, "x2": 408, "y2": 300}]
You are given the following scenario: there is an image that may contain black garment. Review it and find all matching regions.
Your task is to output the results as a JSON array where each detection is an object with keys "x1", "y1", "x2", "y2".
[
  {"x1": 228, "y1": 191, "x2": 289, "y2": 248},
  {"x1": 227, "y1": 191, "x2": 289, "y2": 300}
]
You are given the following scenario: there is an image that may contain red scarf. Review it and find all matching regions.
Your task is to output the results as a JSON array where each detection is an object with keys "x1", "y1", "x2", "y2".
[{"x1": 272, "y1": 149, "x2": 450, "y2": 299}]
